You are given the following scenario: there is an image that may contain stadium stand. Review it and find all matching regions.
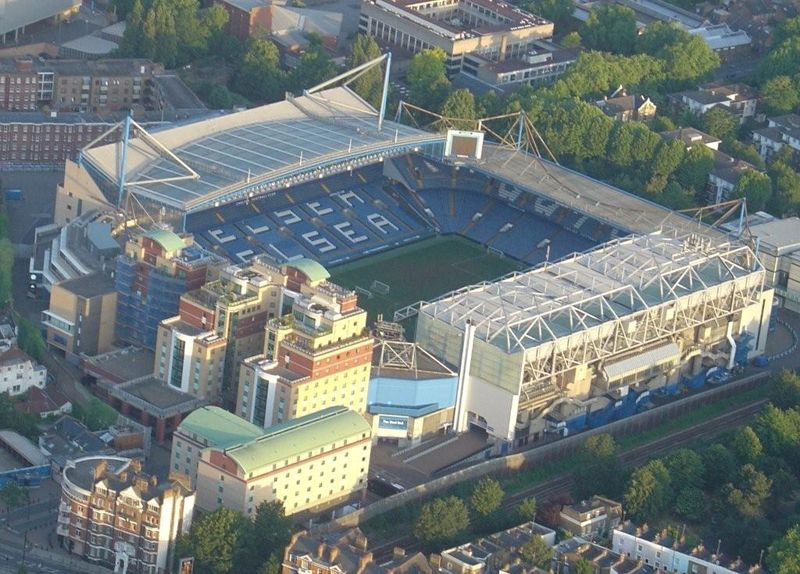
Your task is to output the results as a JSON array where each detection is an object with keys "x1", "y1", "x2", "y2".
[{"x1": 185, "y1": 154, "x2": 625, "y2": 268}]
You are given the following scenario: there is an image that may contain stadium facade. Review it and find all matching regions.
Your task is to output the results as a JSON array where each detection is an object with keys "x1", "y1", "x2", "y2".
[{"x1": 55, "y1": 56, "x2": 774, "y2": 452}]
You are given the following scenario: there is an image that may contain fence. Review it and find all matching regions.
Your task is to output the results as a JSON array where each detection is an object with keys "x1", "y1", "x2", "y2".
[{"x1": 313, "y1": 371, "x2": 768, "y2": 532}]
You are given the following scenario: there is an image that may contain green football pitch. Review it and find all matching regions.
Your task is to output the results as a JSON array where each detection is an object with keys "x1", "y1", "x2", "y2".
[{"x1": 330, "y1": 235, "x2": 525, "y2": 321}]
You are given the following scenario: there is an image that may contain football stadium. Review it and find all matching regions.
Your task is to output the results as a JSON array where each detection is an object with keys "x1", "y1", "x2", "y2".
[{"x1": 56, "y1": 56, "x2": 774, "y2": 450}]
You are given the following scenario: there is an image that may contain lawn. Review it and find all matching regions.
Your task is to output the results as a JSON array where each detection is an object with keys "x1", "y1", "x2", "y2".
[{"x1": 330, "y1": 235, "x2": 524, "y2": 321}]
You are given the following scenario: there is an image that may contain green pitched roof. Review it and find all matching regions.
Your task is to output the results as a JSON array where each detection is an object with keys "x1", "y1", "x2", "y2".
[
  {"x1": 179, "y1": 406, "x2": 263, "y2": 449},
  {"x1": 225, "y1": 407, "x2": 370, "y2": 475},
  {"x1": 287, "y1": 258, "x2": 330, "y2": 283},
  {"x1": 145, "y1": 229, "x2": 185, "y2": 253}
]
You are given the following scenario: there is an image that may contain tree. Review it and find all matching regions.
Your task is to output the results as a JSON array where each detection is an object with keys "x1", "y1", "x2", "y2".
[
  {"x1": 582, "y1": 5, "x2": 638, "y2": 55},
  {"x1": 72, "y1": 398, "x2": 118, "y2": 431},
  {"x1": 623, "y1": 460, "x2": 672, "y2": 521},
  {"x1": 202, "y1": 4, "x2": 232, "y2": 56},
  {"x1": 767, "y1": 162, "x2": 800, "y2": 216},
  {"x1": 725, "y1": 464, "x2": 772, "y2": 519},
  {"x1": 441, "y1": 89, "x2": 477, "y2": 129},
  {"x1": 702, "y1": 443, "x2": 736, "y2": 490},
  {"x1": 760, "y1": 37, "x2": 800, "y2": 81},
  {"x1": 674, "y1": 486, "x2": 706, "y2": 522},
  {"x1": 291, "y1": 38, "x2": 338, "y2": 92},
  {"x1": 519, "y1": 535, "x2": 553, "y2": 568},
  {"x1": 562, "y1": 32, "x2": 581, "y2": 48},
  {"x1": 768, "y1": 524, "x2": 800, "y2": 574},
  {"x1": 407, "y1": 48, "x2": 450, "y2": 111},
  {"x1": 650, "y1": 139, "x2": 685, "y2": 179},
  {"x1": 235, "y1": 501, "x2": 292, "y2": 574},
  {"x1": 175, "y1": 507, "x2": 249, "y2": 574},
  {"x1": 731, "y1": 426, "x2": 763, "y2": 465},
  {"x1": 721, "y1": 140, "x2": 765, "y2": 170},
  {"x1": 638, "y1": 22, "x2": 686, "y2": 55},
  {"x1": 470, "y1": 478, "x2": 504, "y2": 517},
  {"x1": 0, "y1": 483, "x2": 29, "y2": 508},
  {"x1": 770, "y1": 370, "x2": 800, "y2": 410},
  {"x1": 522, "y1": 0, "x2": 573, "y2": 29},
  {"x1": 118, "y1": 0, "x2": 145, "y2": 56},
  {"x1": 662, "y1": 448, "x2": 705, "y2": 489},
  {"x1": 701, "y1": 107, "x2": 738, "y2": 142},
  {"x1": 583, "y1": 433, "x2": 617, "y2": 458},
  {"x1": 347, "y1": 35, "x2": 383, "y2": 109},
  {"x1": 517, "y1": 497, "x2": 538, "y2": 523},
  {"x1": 762, "y1": 75, "x2": 800, "y2": 115},
  {"x1": 16, "y1": 318, "x2": 44, "y2": 362},
  {"x1": 753, "y1": 404, "x2": 800, "y2": 460},
  {"x1": 0, "y1": 394, "x2": 40, "y2": 439},
  {"x1": 732, "y1": 170, "x2": 772, "y2": 212},
  {"x1": 414, "y1": 496, "x2": 469, "y2": 548},
  {"x1": 676, "y1": 144, "x2": 714, "y2": 193},
  {"x1": 574, "y1": 558, "x2": 595, "y2": 574},
  {"x1": 658, "y1": 35, "x2": 719, "y2": 84},
  {"x1": 233, "y1": 39, "x2": 287, "y2": 103}
]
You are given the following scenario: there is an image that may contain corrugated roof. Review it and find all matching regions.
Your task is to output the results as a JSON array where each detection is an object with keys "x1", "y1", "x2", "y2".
[
  {"x1": 603, "y1": 342, "x2": 680, "y2": 381},
  {"x1": 288, "y1": 258, "x2": 330, "y2": 283},
  {"x1": 178, "y1": 406, "x2": 263, "y2": 449},
  {"x1": 225, "y1": 407, "x2": 370, "y2": 475},
  {"x1": 145, "y1": 229, "x2": 185, "y2": 253},
  {"x1": 0, "y1": 430, "x2": 47, "y2": 466}
]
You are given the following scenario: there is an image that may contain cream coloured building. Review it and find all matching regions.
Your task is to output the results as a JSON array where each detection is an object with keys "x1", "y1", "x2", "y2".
[{"x1": 193, "y1": 406, "x2": 371, "y2": 516}]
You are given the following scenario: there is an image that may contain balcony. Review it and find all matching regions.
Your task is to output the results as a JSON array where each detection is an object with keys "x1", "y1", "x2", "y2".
[{"x1": 42, "y1": 310, "x2": 74, "y2": 335}]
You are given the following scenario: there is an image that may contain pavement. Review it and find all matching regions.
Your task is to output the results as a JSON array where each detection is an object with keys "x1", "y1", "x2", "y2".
[{"x1": 1, "y1": 169, "x2": 61, "y2": 245}]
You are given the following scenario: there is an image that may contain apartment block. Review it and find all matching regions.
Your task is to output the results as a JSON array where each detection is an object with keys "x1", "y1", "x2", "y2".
[
  {"x1": 193, "y1": 406, "x2": 371, "y2": 516},
  {"x1": 156, "y1": 258, "x2": 289, "y2": 403},
  {"x1": 116, "y1": 228, "x2": 221, "y2": 350},
  {"x1": 43, "y1": 273, "x2": 118, "y2": 362},
  {"x1": 57, "y1": 456, "x2": 194, "y2": 574},
  {"x1": 214, "y1": 0, "x2": 272, "y2": 41},
  {"x1": 237, "y1": 260, "x2": 372, "y2": 427},
  {"x1": 668, "y1": 83, "x2": 758, "y2": 124},
  {"x1": 359, "y1": 0, "x2": 553, "y2": 75},
  {"x1": 0, "y1": 57, "x2": 161, "y2": 113},
  {"x1": 0, "y1": 348, "x2": 47, "y2": 396},
  {"x1": 752, "y1": 114, "x2": 800, "y2": 161}
]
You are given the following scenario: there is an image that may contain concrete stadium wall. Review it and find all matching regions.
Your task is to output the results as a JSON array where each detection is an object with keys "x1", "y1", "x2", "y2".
[{"x1": 314, "y1": 372, "x2": 768, "y2": 532}]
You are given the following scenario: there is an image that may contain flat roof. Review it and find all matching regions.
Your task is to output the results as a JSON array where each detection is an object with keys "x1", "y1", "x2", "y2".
[
  {"x1": 57, "y1": 273, "x2": 116, "y2": 298},
  {"x1": 82, "y1": 87, "x2": 440, "y2": 212},
  {"x1": 419, "y1": 234, "x2": 760, "y2": 353},
  {"x1": 83, "y1": 347, "x2": 156, "y2": 383},
  {"x1": 178, "y1": 406, "x2": 263, "y2": 449},
  {"x1": 124, "y1": 376, "x2": 198, "y2": 409},
  {"x1": 749, "y1": 217, "x2": 800, "y2": 253},
  {"x1": 0, "y1": 0, "x2": 80, "y2": 36},
  {"x1": 225, "y1": 406, "x2": 370, "y2": 475}
]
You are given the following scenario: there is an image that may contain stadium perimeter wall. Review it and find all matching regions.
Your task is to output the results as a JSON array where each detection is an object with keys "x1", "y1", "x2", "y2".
[{"x1": 313, "y1": 371, "x2": 769, "y2": 533}]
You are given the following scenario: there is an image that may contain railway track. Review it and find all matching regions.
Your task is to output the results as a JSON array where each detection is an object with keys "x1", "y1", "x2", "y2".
[{"x1": 370, "y1": 398, "x2": 767, "y2": 561}]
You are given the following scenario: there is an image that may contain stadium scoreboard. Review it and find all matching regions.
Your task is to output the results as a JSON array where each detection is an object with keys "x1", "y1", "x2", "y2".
[{"x1": 445, "y1": 129, "x2": 484, "y2": 160}]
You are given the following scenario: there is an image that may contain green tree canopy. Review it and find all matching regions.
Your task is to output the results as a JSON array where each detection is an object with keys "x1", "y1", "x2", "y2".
[
  {"x1": 731, "y1": 426, "x2": 764, "y2": 465},
  {"x1": 470, "y1": 477, "x2": 504, "y2": 517},
  {"x1": 562, "y1": 32, "x2": 581, "y2": 48},
  {"x1": 71, "y1": 398, "x2": 119, "y2": 431},
  {"x1": 441, "y1": 89, "x2": 477, "y2": 130},
  {"x1": 767, "y1": 162, "x2": 800, "y2": 216},
  {"x1": 407, "y1": 48, "x2": 450, "y2": 111},
  {"x1": 768, "y1": 524, "x2": 800, "y2": 574},
  {"x1": 583, "y1": 433, "x2": 618, "y2": 458},
  {"x1": 16, "y1": 318, "x2": 45, "y2": 362},
  {"x1": 702, "y1": 443, "x2": 737, "y2": 491},
  {"x1": 0, "y1": 483, "x2": 29, "y2": 508},
  {"x1": 520, "y1": 535, "x2": 554, "y2": 568},
  {"x1": 176, "y1": 507, "x2": 250, "y2": 574},
  {"x1": 234, "y1": 501, "x2": 292, "y2": 574},
  {"x1": 623, "y1": 460, "x2": 672, "y2": 521},
  {"x1": 724, "y1": 464, "x2": 772, "y2": 519},
  {"x1": 762, "y1": 76, "x2": 800, "y2": 115},
  {"x1": 574, "y1": 558, "x2": 595, "y2": 574},
  {"x1": 414, "y1": 496, "x2": 470, "y2": 548},
  {"x1": 347, "y1": 35, "x2": 383, "y2": 109},
  {"x1": 753, "y1": 404, "x2": 800, "y2": 460},
  {"x1": 761, "y1": 37, "x2": 800, "y2": 81},
  {"x1": 674, "y1": 486, "x2": 706, "y2": 522},
  {"x1": 770, "y1": 370, "x2": 800, "y2": 410},
  {"x1": 233, "y1": 39, "x2": 287, "y2": 103},
  {"x1": 732, "y1": 170, "x2": 773, "y2": 212},
  {"x1": 701, "y1": 107, "x2": 739, "y2": 142},
  {"x1": 582, "y1": 5, "x2": 638, "y2": 55},
  {"x1": 517, "y1": 497, "x2": 538, "y2": 523},
  {"x1": 521, "y1": 0, "x2": 573, "y2": 29},
  {"x1": 676, "y1": 144, "x2": 714, "y2": 193},
  {"x1": 291, "y1": 38, "x2": 338, "y2": 92},
  {"x1": 663, "y1": 448, "x2": 705, "y2": 489}
]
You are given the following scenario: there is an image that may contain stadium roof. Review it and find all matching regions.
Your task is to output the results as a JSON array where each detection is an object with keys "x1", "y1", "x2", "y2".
[
  {"x1": 82, "y1": 86, "x2": 442, "y2": 213},
  {"x1": 418, "y1": 233, "x2": 761, "y2": 353},
  {"x1": 0, "y1": 0, "x2": 80, "y2": 37},
  {"x1": 460, "y1": 144, "x2": 728, "y2": 242},
  {"x1": 224, "y1": 406, "x2": 370, "y2": 475},
  {"x1": 178, "y1": 406, "x2": 263, "y2": 450}
]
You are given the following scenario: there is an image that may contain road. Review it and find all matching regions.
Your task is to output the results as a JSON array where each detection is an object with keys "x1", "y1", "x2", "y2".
[{"x1": 370, "y1": 398, "x2": 767, "y2": 561}]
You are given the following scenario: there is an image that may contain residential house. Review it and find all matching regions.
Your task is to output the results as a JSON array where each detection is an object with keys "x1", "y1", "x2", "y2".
[
  {"x1": 0, "y1": 348, "x2": 47, "y2": 396},
  {"x1": 596, "y1": 88, "x2": 657, "y2": 122},
  {"x1": 559, "y1": 496, "x2": 622, "y2": 539},
  {"x1": 752, "y1": 114, "x2": 800, "y2": 161},
  {"x1": 669, "y1": 83, "x2": 758, "y2": 123}
]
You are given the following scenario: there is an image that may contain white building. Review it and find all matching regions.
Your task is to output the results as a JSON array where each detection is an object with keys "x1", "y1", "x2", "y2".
[
  {"x1": 613, "y1": 522, "x2": 756, "y2": 574},
  {"x1": 752, "y1": 114, "x2": 800, "y2": 160},
  {"x1": 0, "y1": 348, "x2": 47, "y2": 396}
]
